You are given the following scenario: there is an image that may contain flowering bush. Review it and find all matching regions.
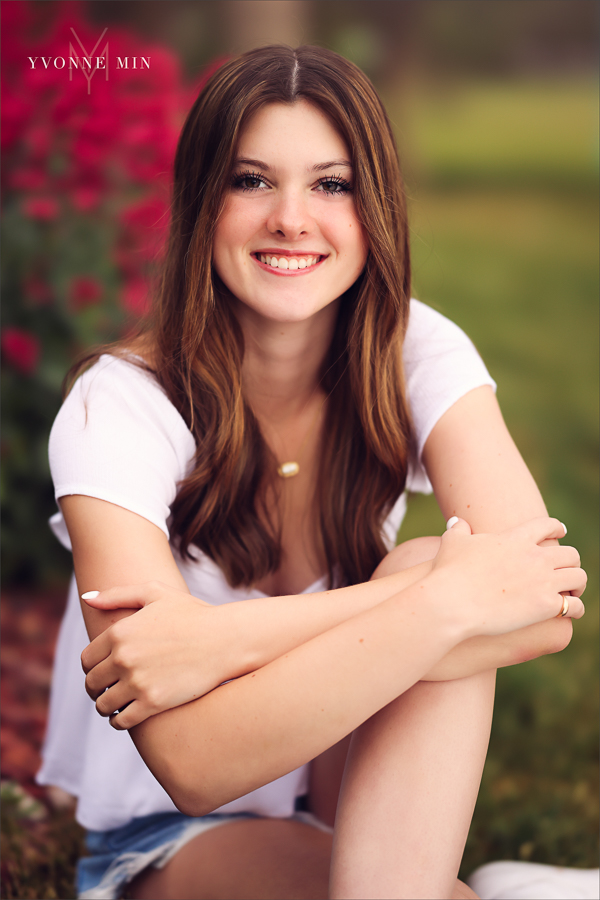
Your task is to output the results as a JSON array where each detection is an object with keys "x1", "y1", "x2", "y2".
[
  {"x1": 1, "y1": 1, "x2": 218, "y2": 585},
  {"x1": 1, "y1": 329, "x2": 41, "y2": 376}
]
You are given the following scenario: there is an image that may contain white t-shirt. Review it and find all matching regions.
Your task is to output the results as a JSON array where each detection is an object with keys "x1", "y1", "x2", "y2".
[{"x1": 37, "y1": 299, "x2": 496, "y2": 831}]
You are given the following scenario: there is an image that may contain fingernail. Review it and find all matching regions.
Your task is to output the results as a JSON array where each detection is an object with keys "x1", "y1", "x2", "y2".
[
  {"x1": 81, "y1": 590, "x2": 100, "y2": 600},
  {"x1": 560, "y1": 522, "x2": 567, "y2": 537},
  {"x1": 446, "y1": 516, "x2": 459, "y2": 530}
]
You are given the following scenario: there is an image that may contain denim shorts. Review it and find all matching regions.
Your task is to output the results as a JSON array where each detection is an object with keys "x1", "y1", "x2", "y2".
[{"x1": 77, "y1": 809, "x2": 332, "y2": 899}]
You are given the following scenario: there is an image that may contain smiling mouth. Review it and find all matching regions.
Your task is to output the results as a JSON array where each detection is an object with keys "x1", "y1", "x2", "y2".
[{"x1": 253, "y1": 253, "x2": 325, "y2": 271}]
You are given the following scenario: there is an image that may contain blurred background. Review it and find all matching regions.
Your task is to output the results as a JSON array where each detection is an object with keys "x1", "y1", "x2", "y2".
[{"x1": 1, "y1": 1, "x2": 598, "y2": 896}]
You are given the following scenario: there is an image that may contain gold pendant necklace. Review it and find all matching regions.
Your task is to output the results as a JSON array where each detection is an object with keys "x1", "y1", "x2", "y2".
[
  {"x1": 276, "y1": 396, "x2": 327, "y2": 479},
  {"x1": 277, "y1": 461, "x2": 300, "y2": 478}
]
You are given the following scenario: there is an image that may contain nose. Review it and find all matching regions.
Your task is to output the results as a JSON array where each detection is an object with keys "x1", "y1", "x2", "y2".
[{"x1": 266, "y1": 189, "x2": 313, "y2": 240}]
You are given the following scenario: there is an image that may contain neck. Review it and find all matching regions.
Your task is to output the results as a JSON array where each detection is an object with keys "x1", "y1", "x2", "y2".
[{"x1": 235, "y1": 298, "x2": 340, "y2": 420}]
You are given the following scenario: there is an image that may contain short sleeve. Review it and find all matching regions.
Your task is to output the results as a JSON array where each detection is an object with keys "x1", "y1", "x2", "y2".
[
  {"x1": 404, "y1": 299, "x2": 496, "y2": 494},
  {"x1": 48, "y1": 356, "x2": 197, "y2": 550}
]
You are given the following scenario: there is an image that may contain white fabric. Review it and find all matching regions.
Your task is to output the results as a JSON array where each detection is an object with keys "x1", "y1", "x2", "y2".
[
  {"x1": 467, "y1": 861, "x2": 600, "y2": 900},
  {"x1": 37, "y1": 298, "x2": 496, "y2": 831}
]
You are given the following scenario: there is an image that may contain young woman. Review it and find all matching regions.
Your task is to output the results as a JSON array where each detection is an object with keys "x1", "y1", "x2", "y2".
[{"x1": 37, "y1": 46, "x2": 585, "y2": 900}]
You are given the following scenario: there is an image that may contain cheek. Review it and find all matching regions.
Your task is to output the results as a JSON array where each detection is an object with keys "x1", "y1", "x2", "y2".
[
  {"x1": 326, "y1": 208, "x2": 366, "y2": 256},
  {"x1": 214, "y1": 213, "x2": 241, "y2": 259},
  {"x1": 214, "y1": 199, "x2": 258, "y2": 255},
  {"x1": 355, "y1": 224, "x2": 369, "y2": 261},
  {"x1": 345, "y1": 217, "x2": 368, "y2": 270}
]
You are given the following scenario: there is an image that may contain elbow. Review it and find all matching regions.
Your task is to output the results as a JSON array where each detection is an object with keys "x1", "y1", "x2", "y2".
[
  {"x1": 159, "y1": 761, "x2": 223, "y2": 818},
  {"x1": 132, "y1": 714, "x2": 256, "y2": 817},
  {"x1": 132, "y1": 715, "x2": 232, "y2": 817},
  {"x1": 171, "y1": 788, "x2": 216, "y2": 819},
  {"x1": 160, "y1": 759, "x2": 234, "y2": 818}
]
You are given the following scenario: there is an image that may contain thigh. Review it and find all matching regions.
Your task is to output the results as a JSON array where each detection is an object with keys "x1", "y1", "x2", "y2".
[{"x1": 126, "y1": 817, "x2": 332, "y2": 900}]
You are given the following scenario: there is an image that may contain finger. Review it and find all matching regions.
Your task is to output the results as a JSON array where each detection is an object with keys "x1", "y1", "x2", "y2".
[
  {"x1": 568, "y1": 580, "x2": 587, "y2": 599},
  {"x1": 96, "y1": 684, "x2": 135, "y2": 718},
  {"x1": 81, "y1": 585, "x2": 149, "y2": 610},
  {"x1": 569, "y1": 597, "x2": 585, "y2": 620},
  {"x1": 510, "y1": 517, "x2": 567, "y2": 544},
  {"x1": 443, "y1": 517, "x2": 472, "y2": 536},
  {"x1": 555, "y1": 594, "x2": 585, "y2": 620},
  {"x1": 554, "y1": 567, "x2": 587, "y2": 597},
  {"x1": 80, "y1": 580, "x2": 174, "y2": 610},
  {"x1": 81, "y1": 631, "x2": 113, "y2": 674},
  {"x1": 85, "y1": 656, "x2": 120, "y2": 700},
  {"x1": 547, "y1": 545, "x2": 581, "y2": 569},
  {"x1": 109, "y1": 700, "x2": 150, "y2": 731}
]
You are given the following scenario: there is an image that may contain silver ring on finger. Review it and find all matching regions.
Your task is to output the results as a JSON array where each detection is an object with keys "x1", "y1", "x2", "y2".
[{"x1": 556, "y1": 596, "x2": 569, "y2": 617}]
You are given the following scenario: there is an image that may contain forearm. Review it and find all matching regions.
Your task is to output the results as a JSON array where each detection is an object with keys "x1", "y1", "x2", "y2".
[
  {"x1": 422, "y1": 617, "x2": 573, "y2": 681},
  {"x1": 223, "y1": 532, "x2": 570, "y2": 689},
  {"x1": 220, "y1": 560, "x2": 432, "y2": 677},
  {"x1": 131, "y1": 578, "x2": 458, "y2": 816}
]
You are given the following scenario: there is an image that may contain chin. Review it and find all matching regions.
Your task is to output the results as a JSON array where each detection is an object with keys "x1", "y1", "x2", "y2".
[
  {"x1": 242, "y1": 292, "x2": 335, "y2": 324},
  {"x1": 263, "y1": 305, "x2": 324, "y2": 324}
]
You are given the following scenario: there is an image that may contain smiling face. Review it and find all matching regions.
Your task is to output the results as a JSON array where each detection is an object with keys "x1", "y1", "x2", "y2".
[{"x1": 212, "y1": 100, "x2": 368, "y2": 326}]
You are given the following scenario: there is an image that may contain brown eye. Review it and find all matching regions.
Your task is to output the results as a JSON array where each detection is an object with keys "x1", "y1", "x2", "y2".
[
  {"x1": 321, "y1": 180, "x2": 342, "y2": 193},
  {"x1": 316, "y1": 176, "x2": 352, "y2": 195},
  {"x1": 231, "y1": 171, "x2": 267, "y2": 192}
]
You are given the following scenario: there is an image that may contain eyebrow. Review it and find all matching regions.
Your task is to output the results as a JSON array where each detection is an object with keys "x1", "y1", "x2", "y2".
[{"x1": 234, "y1": 157, "x2": 353, "y2": 172}]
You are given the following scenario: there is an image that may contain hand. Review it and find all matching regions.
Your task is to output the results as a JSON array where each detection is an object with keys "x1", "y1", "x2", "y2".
[
  {"x1": 80, "y1": 582, "x2": 236, "y2": 730},
  {"x1": 430, "y1": 517, "x2": 586, "y2": 639}
]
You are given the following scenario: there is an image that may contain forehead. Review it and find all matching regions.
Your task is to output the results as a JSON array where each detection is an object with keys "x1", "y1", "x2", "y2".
[{"x1": 237, "y1": 100, "x2": 350, "y2": 163}]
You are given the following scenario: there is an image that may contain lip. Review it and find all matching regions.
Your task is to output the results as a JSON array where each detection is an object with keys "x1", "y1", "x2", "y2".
[
  {"x1": 253, "y1": 249, "x2": 327, "y2": 257},
  {"x1": 251, "y1": 251, "x2": 327, "y2": 276}
]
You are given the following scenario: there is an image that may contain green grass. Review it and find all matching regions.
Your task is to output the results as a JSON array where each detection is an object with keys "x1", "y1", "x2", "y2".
[
  {"x1": 397, "y1": 78, "x2": 599, "y2": 190},
  {"x1": 0, "y1": 791, "x2": 83, "y2": 900},
  {"x1": 395, "y1": 77, "x2": 599, "y2": 872}
]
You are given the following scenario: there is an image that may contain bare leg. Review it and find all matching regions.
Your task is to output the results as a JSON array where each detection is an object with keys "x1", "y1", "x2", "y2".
[
  {"x1": 330, "y1": 538, "x2": 493, "y2": 900},
  {"x1": 125, "y1": 814, "x2": 477, "y2": 900},
  {"x1": 330, "y1": 675, "x2": 493, "y2": 899},
  {"x1": 127, "y1": 817, "x2": 332, "y2": 900}
]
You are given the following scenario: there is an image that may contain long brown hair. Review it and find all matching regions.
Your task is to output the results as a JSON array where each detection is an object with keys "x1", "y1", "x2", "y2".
[{"x1": 69, "y1": 45, "x2": 414, "y2": 588}]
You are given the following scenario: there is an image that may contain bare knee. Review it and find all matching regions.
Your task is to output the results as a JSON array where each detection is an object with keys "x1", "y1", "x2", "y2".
[
  {"x1": 453, "y1": 877, "x2": 480, "y2": 899},
  {"x1": 371, "y1": 535, "x2": 441, "y2": 580}
]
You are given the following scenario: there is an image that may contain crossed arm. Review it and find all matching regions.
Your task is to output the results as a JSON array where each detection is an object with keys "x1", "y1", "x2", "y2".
[{"x1": 66, "y1": 387, "x2": 583, "y2": 815}]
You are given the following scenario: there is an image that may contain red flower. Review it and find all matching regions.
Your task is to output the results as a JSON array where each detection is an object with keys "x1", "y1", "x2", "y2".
[
  {"x1": 71, "y1": 185, "x2": 102, "y2": 212},
  {"x1": 9, "y1": 166, "x2": 48, "y2": 192},
  {"x1": 122, "y1": 278, "x2": 150, "y2": 316},
  {"x1": 70, "y1": 276, "x2": 103, "y2": 310},
  {"x1": 3, "y1": 1, "x2": 227, "y2": 347},
  {"x1": 0, "y1": 91, "x2": 33, "y2": 151},
  {"x1": 2, "y1": 328, "x2": 41, "y2": 374},
  {"x1": 120, "y1": 197, "x2": 170, "y2": 237},
  {"x1": 0, "y1": 1, "x2": 34, "y2": 72},
  {"x1": 22, "y1": 196, "x2": 59, "y2": 220}
]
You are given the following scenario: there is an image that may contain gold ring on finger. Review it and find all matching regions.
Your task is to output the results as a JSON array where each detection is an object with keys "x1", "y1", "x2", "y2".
[{"x1": 556, "y1": 596, "x2": 569, "y2": 617}]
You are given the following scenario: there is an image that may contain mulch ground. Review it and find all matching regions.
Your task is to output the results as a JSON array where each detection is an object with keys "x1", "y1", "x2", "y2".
[{"x1": 1, "y1": 588, "x2": 85, "y2": 900}]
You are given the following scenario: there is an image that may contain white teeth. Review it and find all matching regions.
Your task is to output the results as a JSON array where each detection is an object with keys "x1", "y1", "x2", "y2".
[{"x1": 257, "y1": 254, "x2": 321, "y2": 269}]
